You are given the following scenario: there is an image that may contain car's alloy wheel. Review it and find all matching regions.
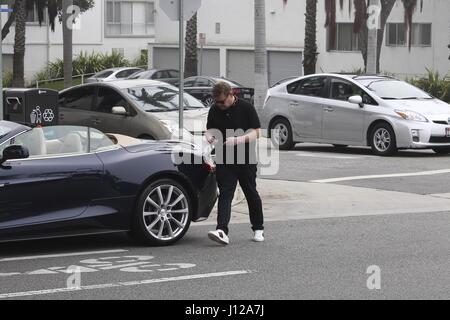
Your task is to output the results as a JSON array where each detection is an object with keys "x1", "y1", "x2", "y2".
[
  {"x1": 271, "y1": 118, "x2": 295, "y2": 150},
  {"x1": 433, "y1": 148, "x2": 450, "y2": 155},
  {"x1": 132, "y1": 179, "x2": 192, "y2": 246},
  {"x1": 370, "y1": 123, "x2": 397, "y2": 156},
  {"x1": 204, "y1": 96, "x2": 215, "y2": 107}
]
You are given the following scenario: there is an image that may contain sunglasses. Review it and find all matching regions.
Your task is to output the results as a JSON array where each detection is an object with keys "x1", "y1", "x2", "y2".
[{"x1": 214, "y1": 94, "x2": 231, "y2": 105}]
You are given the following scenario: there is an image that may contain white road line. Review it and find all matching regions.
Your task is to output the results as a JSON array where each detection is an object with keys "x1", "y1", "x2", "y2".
[
  {"x1": 0, "y1": 270, "x2": 252, "y2": 299},
  {"x1": 0, "y1": 249, "x2": 128, "y2": 262},
  {"x1": 296, "y1": 152, "x2": 369, "y2": 159},
  {"x1": 311, "y1": 169, "x2": 450, "y2": 183}
]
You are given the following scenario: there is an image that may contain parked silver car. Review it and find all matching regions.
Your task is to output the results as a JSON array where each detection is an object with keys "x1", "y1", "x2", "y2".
[
  {"x1": 260, "y1": 74, "x2": 450, "y2": 156},
  {"x1": 85, "y1": 67, "x2": 144, "y2": 83},
  {"x1": 58, "y1": 80, "x2": 209, "y2": 140}
]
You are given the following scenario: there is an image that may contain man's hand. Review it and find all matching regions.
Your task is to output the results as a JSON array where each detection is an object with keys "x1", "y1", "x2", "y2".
[{"x1": 205, "y1": 130, "x2": 218, "y2": 144}]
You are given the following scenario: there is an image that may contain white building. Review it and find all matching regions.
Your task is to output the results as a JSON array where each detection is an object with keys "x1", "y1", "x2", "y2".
[
  {"x1": 151, "y1": 0, "x2": 450, "y2": 87},
  {"x1": 1, "y1": 0, "x2": 156, "y2": 82},
  {"x1": 1, "y1": 0, "x2": 449, "y2": 86}
]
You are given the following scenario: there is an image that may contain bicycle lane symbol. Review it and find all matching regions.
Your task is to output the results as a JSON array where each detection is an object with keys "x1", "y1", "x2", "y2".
[{"x1": 0, "y1": 255, "x2": 196, "y2": 276}]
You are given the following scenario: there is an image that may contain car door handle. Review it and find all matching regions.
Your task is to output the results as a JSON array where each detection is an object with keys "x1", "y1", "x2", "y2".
[
  {"x1": 323, "y1": 107, "x2": 334, "y2": 112},
  {"x1": 92, "y1": 119, "x2": 101, "y2": 125}
]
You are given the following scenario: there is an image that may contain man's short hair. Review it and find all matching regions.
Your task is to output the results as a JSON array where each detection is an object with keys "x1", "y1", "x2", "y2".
[{"x1": 213, "y1": 81, "x2": 232, "y2": 98}]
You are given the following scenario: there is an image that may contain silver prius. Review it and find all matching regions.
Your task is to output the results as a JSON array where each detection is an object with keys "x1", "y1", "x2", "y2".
[{"x1": 260, "y1": 74, "x2": 450, "y2": 156}]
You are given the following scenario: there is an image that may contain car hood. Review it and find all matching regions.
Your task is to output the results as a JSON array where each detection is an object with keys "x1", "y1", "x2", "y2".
[
  {"x1": 388, "y1": 99, "x2": 450, "y2": 116},
  {"x1": 150, "y1": 108, "x2": 209, "y2": 134}
]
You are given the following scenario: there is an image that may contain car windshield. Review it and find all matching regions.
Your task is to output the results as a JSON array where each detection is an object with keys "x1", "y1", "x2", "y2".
[
  {"x1": 0, "y1": 127, "x2": 11, "y2": 140},
  {"x1": 0, "y1": 121, "x2": 18, "y2": 140},
  {"x1": 212, "y1": 78, "x2": 243, "y2": 87},
  {"x1": 357, "y1": 79, "x2": 432, "y2": 100},
  {"x1": 93, "y1": 70, "x2": 114, "y2": 79},
  {"x1": 123, "y1": 85, "x2": 205, "y2": 112},
  {"x1": 128, "y1": 70, "x2": 149, "y2": 79}
]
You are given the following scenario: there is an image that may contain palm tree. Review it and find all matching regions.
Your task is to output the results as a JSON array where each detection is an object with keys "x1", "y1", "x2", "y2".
[
  {"x1": 254, "y1": 0, "x2": 268, "y2": 111},
  {"x1": 12, "y1": 0, "x2": 26, "y2": 87},
  {"x1": 304, "y1": 0, "x2": 318, "y2": 75},
  {"x1": 62, "y1": 0, "x2": 73, "y2": 88},
  {"x1": 184, "y1": 12, "x2": 198, "y2": 78}
]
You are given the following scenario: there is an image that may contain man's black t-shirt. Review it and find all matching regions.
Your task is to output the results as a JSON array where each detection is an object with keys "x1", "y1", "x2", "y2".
[{"x1": 206, "y1": 97, "x2": 261, "y2": 165}]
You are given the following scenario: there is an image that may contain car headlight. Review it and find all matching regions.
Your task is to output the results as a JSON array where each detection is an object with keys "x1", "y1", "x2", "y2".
[{"x1": 395, "y1": 110, "x2": 428, "y2": 122}]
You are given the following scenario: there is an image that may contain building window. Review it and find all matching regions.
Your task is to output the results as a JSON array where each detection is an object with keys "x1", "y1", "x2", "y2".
[
  {"x1": 327, "y1": 23, "x2": 360, "y2": 52},
  {"x1": 8, "y1": 2, "x2": 47, "y2": 24},
  {"x1": 106, "y1": 0, "x2": 155, "y2": 36},
  {"x1": 215, "y1": 22, "x2": 221, "y2": 34},
  {"x1": 386, "y1": 23, "x2": 432, "y2": 47}
]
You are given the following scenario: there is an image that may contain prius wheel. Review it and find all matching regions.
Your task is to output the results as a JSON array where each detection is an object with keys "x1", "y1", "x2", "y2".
[
  {"x1": 370, "y1": 123, "x2": 397, "y2": 156},
  {"x1": 131, "y1": 179, "x2": 192, "y2": 246},
  {"x1": 271, "y1": 118, "x2": 295, "y2": 150},
  {"x1": 433, "y1": 148, "x2": 450, "y2": 155}
]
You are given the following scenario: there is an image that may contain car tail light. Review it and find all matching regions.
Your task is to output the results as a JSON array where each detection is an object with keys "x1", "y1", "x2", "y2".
[
  {"x1": 202, "y1": 156, "x2": 216, "y2": 173},
  {"x1": 232, "y1": 88, "x2": 241, "y2": 95}
]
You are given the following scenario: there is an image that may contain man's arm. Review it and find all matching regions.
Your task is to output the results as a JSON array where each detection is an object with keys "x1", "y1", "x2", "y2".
[{"x1": 225, "y1": 128, "x2": 261, "y2": 146}]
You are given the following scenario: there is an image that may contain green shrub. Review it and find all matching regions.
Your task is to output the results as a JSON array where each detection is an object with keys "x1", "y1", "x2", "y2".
[
  {"x1": 33, "y1": 50, "x2": 138, "y2": 84},
  {"x1": 2, "y1": 70, "x2": 13, "y2": 88},
  {"x1": 408, "y1": 69, "x2": 450, "y2": 103}
]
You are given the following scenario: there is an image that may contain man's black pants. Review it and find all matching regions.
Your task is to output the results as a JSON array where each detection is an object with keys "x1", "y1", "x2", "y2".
[{"x1": 215, "y1": 164, "x2": 264, "y2": 235}]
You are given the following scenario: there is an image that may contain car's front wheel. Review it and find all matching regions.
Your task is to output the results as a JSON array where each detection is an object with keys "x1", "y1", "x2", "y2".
[
  {"x1": 131, "y1": 179, "x2": 192, "y2": 246},
  {"x1": 433, "y1": 148, "x2": 450, "y2": 155},
  {"x1": 370, "y1": 123, "x2": 398, "y2": 156},
  {"x1": 270, "y1": 118, "x2": 295, "y2": 150}
]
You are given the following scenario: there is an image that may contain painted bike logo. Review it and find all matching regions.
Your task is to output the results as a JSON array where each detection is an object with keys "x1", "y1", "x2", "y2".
[{"x1": 0, "y1": 255, "x2": 196, "y2": 277}]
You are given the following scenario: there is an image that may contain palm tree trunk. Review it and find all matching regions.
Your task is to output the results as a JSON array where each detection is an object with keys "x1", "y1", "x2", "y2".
[
  {"x1": 376, "y1": 0, "x2": 396, "y2": 73},
  {"x1": 2, "y1": 2, "x2": 17, "y2": 41},
  {"x1": 12, "y1": 0, "x2": 26, "y2": 87},
  {"x1": 184, "y1": 12, "x2": 198, "y2": 78},
  {"x1": 254, "y1": 0, "x2": 268, "y2": 111},
  {"x1": 304, "y1": 0, "x2": 317, "y2": 75},
  {"x1": 62, "y1": 0, "x2": 73, "y2": 88},
  {"x1": 358, "y1": 0, "x2": 396, "y2": 73}
]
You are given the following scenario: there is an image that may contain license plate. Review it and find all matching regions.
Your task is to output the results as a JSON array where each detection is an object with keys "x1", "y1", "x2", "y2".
[
  {"x1": 244, "y1": 94, "x2": 251, "y2": 99},
  {"x1": 446, "y1": 128, "x2": 450, "y2": 137}
]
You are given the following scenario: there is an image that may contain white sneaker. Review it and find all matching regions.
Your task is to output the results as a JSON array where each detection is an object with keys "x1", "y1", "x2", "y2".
[
  {"x1": 208, "y1": 229, "x2": 229, "y2": 245},
  {"x1": 253, "y1": 230, "x2": 264, "y2": 242}
]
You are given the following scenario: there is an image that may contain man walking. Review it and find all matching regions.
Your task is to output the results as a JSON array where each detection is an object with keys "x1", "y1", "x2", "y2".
[{"x1": 205, "y1": 81, "x2": 264, "y2": 245}]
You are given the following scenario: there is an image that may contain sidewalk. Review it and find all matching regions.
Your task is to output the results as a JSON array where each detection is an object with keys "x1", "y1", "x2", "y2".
[{"x1": 196, "y1": 179, "x2": 450, "y2": 226}]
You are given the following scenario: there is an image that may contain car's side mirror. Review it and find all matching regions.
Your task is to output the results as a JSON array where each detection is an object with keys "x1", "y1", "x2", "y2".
[
  {"x1": 348, "y1": 95, "x2": 364, "y2": 107},
  {"x1": 1, "y1": 145, "x2": 29, "y2": 164},
  {"x1": 112, "y1": 106, "x2": 128, "y2": 116}
]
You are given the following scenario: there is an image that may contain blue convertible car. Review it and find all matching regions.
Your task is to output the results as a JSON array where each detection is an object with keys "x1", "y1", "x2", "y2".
[{"x1": 0, "y1": 121, "x2": 217, "y2": 246}]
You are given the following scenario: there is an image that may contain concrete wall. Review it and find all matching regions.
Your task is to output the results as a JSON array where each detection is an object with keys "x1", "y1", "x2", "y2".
[{"x1": 155, "y1": 0, "x2": 449, "y2": 80}]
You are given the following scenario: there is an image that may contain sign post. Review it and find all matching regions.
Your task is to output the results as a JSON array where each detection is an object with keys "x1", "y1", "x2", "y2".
[
  {"x1": 160, "y1": 0, "x2": 201, "y2": 140},
  {"x1": 199, "y1": 33, "x2": 206, "y2": 76},
  {"x1": 0, "y1": 6, "x2": 14, "y2": 121}
]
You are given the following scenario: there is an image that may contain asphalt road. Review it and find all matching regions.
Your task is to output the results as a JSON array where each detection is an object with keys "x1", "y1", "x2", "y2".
[
  {"x1": 265, "y1": 143, "x2": 450, "y2": 195},
  {"x1": 0, "y1": 211, "x2": 449, "y2": 300},
  {"x1": 1, "y1": 142, "x2": 450, "y2": 300}
]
